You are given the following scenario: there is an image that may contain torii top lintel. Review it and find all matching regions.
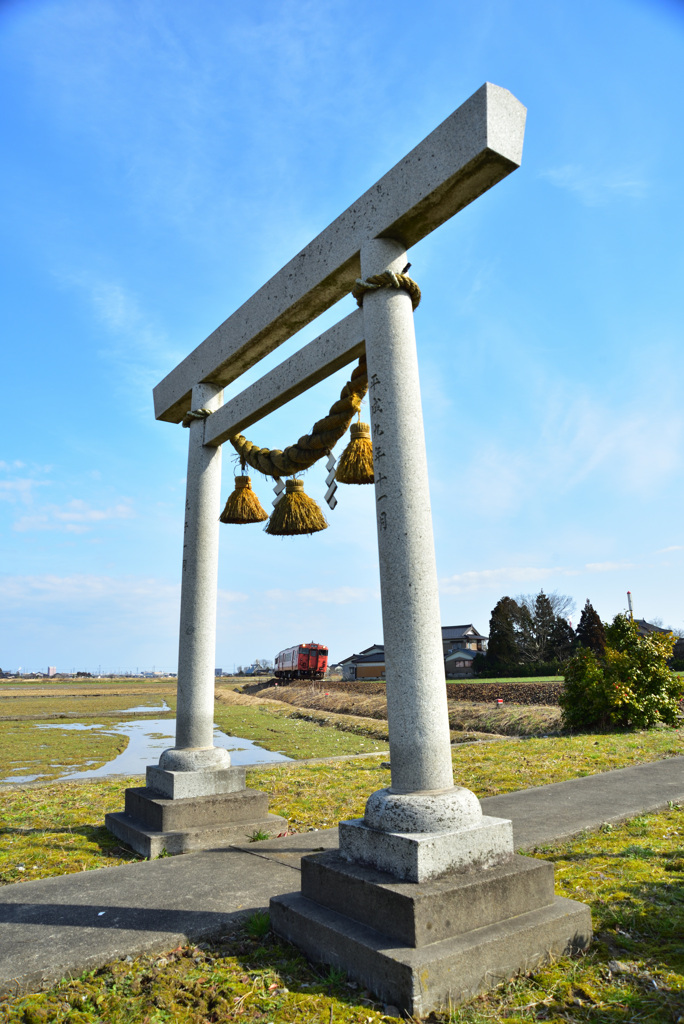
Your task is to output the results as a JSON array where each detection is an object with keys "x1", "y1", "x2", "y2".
[{"x1": 153, "y1": 82, "x2": 526, "y2": 424}]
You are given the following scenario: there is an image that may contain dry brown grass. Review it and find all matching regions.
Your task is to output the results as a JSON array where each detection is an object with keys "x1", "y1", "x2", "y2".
[{"x1": 251, "y1": 683, "x2": 562, "y2": 737}]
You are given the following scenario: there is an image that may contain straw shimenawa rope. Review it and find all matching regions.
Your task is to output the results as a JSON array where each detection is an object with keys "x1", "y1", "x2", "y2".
[
  {"x1": 181, "y1": 407, "x2": 212, "y2": 428},
  {"x1": 351, "y1": 270, "x2": 421, "y2": 311},
  {"x1": 220, "y1": 272, "x2": 419, "y2": 480},
  {"x1": 229, "y1": 355, "x2": 368, "y2": 478}
]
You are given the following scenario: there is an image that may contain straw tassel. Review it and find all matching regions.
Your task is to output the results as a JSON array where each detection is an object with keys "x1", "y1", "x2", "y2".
[
  {"x1": 335, "y1": 422, "x2": 374, "y2": 484},
  {"x1": 265, "y1": 479, "x2": 328, "y2": 536},
  {"x1": 219, "y1": 476, "x2": 269, "y2": 524}
]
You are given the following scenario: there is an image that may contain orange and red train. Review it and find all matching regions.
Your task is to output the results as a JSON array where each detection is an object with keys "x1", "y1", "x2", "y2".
[{"x1": 274, "y1": 643, "x2": 328, "y2": 680}]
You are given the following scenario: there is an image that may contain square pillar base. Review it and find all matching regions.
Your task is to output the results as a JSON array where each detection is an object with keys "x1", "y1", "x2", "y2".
[
  {"x1": 270, "y1": 850, "x2": 592, "y2": 1017},
  {"x1": 105, "y1": 769, "x2": 286, "y2": 858},
  {"x1": 339, "y1": 814, "x2": 513, "y2": 882}
]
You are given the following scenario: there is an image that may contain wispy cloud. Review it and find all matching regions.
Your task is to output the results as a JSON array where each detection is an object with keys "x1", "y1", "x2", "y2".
[
  {"x1": 0, "y1": 572, "x2": 246, "y2": 611},
  {"x1": 460, "y1": 381, "x2": 683, "y2": 518},
  {"x1": 440, "y1": 560, "x2": 636, "y2": 595},
  {"x1": 540, "y1": 164, "x2": 648, "y2": 206},
  {"x1": 54, "y1": 270, "x2": 181, "y2": 402},
  {"x1": 585, "y1": 561, "x2": 636, "y2": 573},
  {"x1": 0, "y1": 479, "x2": 50, "y2": 505},
  {"x1": 657, "y1": 545, "x2": 684, "y2": 553},
  {"x1": 265, "y1": 586, "x2": 379, "y2": 605},
  {"x1": 13, "y1": 499, "x2": 134, "y2": 534}
]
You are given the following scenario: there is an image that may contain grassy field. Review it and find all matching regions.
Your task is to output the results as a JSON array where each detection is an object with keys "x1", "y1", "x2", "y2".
[
  {"x1": 1, "y1": 805, "x2": 682, "y2": 1024},
  {"x1": 0, "y1": 681, "x2": 682, "y2": 1020},
  {"x1": 1, "y1": 726, "x2": 681, "y2": 885}
]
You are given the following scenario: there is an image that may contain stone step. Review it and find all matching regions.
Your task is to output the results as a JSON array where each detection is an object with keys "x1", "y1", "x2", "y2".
[
  {"x1": 270, "y1": 889, "x2": 591, "y2": 1018},
  {"x1": 105, "y1": 810, "x2": 287, "y2": 859},
  {"x1": 123, "y1": 786, "x2": 269, "y2": 831},
  {"x1": 301, "y1": 851, "x2": 555, "y2": 947}
]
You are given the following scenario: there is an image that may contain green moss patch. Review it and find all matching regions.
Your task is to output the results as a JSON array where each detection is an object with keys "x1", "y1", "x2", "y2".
[{"x1": 0, "y1": 779, "x2": 144, "y2": 884}]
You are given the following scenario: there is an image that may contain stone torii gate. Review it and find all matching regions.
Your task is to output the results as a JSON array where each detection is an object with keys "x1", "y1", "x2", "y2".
[{"x1": 107, "y1": 82, "x2": 591, "y2": 1015}]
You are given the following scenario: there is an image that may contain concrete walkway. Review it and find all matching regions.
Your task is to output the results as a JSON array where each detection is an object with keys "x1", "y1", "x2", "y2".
[{"x1": 1, "y1": 756, "x2": 682, "y2": 999}]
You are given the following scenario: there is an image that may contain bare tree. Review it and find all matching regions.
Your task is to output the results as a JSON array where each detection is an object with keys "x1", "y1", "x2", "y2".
[
  {"x1": 649, "y1": 618, "x2": 684, "y2": 637},
  {"x1": 515, "y1": 590, "x2": 575, "y2": 621}
]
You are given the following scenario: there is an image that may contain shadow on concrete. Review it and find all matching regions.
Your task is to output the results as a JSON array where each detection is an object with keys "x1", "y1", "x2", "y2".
[{"x1": 0, "y1": 900, "x2": 260, "y2": 934}]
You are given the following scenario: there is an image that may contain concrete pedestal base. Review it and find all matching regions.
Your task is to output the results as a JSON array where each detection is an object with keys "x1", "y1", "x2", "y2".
[
  {"x1": 339, "y1": 814, "x2": 513, "y2": 882},
  {"x1": 270, "y1": 851, "x2": 592, "y2": 1017},
  {"x1": 105, "y1": 771, "x2": 286, "y2": 858}
]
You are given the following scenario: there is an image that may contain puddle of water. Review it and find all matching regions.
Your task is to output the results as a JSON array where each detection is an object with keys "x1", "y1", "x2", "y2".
[
  {"x1": 117, "y1": 700, "x2": 171, "y2": 713},
  {"x1": 3, "y1": 773, "x2": 46, "y2": 784},
  {"x1": 5, "y1": 717, "x2": 292, "y2": 784}
]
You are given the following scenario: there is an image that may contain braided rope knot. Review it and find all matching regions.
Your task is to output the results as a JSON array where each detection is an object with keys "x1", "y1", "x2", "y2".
[
  {"x1": 352, "y1": 270, "x2": 421, "y2": 311},
  {"x1": 181, "y1": 407, "x2": 212, "y2": 428}
]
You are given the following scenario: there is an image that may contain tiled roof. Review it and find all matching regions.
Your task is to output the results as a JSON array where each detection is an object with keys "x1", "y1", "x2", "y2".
[
  {"x1": 635, "y1": 619, "x2": 670, "y2": 636},
  {"x1": 445, "y1": 648, "x2": 478, "y2": 663},
  {"x1": 441, "y1": 624, "x2": 486, "y2": 641},
  {"x1": 353, "y1": 651, "x2": 386, "y2": 664}
]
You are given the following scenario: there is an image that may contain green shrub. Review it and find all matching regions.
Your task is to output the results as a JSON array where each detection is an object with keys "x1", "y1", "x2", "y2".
[
  {"x1": 473, "y1": 657, "x2": 565, "y2": 678},
  {"x1": 560, "y1": 614, "x2": 683, "y2": 730}
]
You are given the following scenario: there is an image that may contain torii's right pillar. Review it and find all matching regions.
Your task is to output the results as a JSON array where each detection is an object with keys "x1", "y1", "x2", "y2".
[{"x1": 271, "y1": 238, "x2": 591, "y2": 1017}]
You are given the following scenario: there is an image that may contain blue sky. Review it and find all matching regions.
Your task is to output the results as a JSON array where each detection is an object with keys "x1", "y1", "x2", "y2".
[{"x1": 2, "y1": 0, "x2": 684, "y2": 673}]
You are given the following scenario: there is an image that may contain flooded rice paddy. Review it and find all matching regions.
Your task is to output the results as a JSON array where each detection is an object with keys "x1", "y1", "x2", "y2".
[{"x1": 1, "y1": 702, "x2": 291, "y2": 785}]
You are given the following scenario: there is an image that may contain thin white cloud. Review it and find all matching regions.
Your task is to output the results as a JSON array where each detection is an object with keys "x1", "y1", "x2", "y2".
[
  {"x1": 440, "y1": 560, "x2": 636, "y2": 595},
  {"x1": 54, "y1": 270, "x2": 182, "y2": 400},
  {"x1": 460, "y1": 382, "x2": 683, "y2": 518},
  {"x1": 13, "y1": 499, "x2": 134, "y2": 534},
  {"x1": 657, "y1": 545, "x2": 684, "y2": 553},
  {"x1": 0, "y1": 478, "x2": 51, "y2": 505},
  {"x1": 584, "y1": 562, "x2": 630, "y2": 576},
  {"x1": 218, "y1": 588, "x2": 249, "y2": 604},
  {"x1": 440, "y1": 566, "x2": 566, "y2": 595},
  {"x1": 265, "y1": 586, "x2": 378, "y2": 605},
  {"x1": 0, "y1": 573, "x2": 246, "y2": 609},
  {"x1": 540, "y1": 164, "x2": 648, "y2": 206}
]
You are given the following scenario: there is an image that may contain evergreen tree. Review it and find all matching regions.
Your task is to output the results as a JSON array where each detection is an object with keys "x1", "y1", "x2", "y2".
[
  {"x1": 549, "y1": 615, "x2": 576, "y2": 661},
  {"x1": 576, "y1": 599, "x2": 606, "y2": 655},
  {"x1": 487, "y1": 597, "x2": 522, "y2": 668},
  {"x1": 516, "y1": 591, "x2": 556, "y2": 662},
  {"x1": 534, "y1": 591, "x2": 556, "y2": 661}
]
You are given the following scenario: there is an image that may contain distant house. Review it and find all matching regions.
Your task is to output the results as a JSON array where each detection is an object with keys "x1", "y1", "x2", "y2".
[
  {"x1": 341, "y1": 626, "x2": 487, "y2": 681},
  {"x1": 340, "y1": 644, "x2": 385, "y2": 681},
  {"x1": 635, "y1": 619, "x2": 669, "y2": 637},
  {"x1": 444, "y1": 648, "x2": 479, "y2": 677},
  {"x1": 441, "y1": 624, "x2": 487, "y2": 656}
]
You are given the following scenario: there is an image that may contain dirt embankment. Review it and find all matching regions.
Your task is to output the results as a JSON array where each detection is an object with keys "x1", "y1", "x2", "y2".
[
  {"x1": 446, "y1": 682, "x2": 563, "y2": 706},
  {"x1": 245, "y1": 678, "x2": 563, "y2": 706},
  {"x1": 247, "y1": 683, "x2": 563, "y2": 738}
]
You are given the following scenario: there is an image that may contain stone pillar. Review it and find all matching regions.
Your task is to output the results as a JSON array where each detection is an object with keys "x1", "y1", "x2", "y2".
[
  {"x1": 270, "y1": 240, "x2": 591, "y2": 1013},
  {"x1": 106, "y1": 380, "x2": 288, "y2": 854},
  {"x1": 360, "y1": 237, "x2": 453, "y2": 796},
  {"x1": 160, "y1": 381, "x2": 230, "y2": 773},
  {"x1": 337, "y1": 237, "x2": 512, "y2": 877}
]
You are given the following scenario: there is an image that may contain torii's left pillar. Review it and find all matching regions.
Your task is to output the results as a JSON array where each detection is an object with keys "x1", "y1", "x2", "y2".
[{"x1": 106, "y1": 383, "x2": 286, "y2": 857}]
